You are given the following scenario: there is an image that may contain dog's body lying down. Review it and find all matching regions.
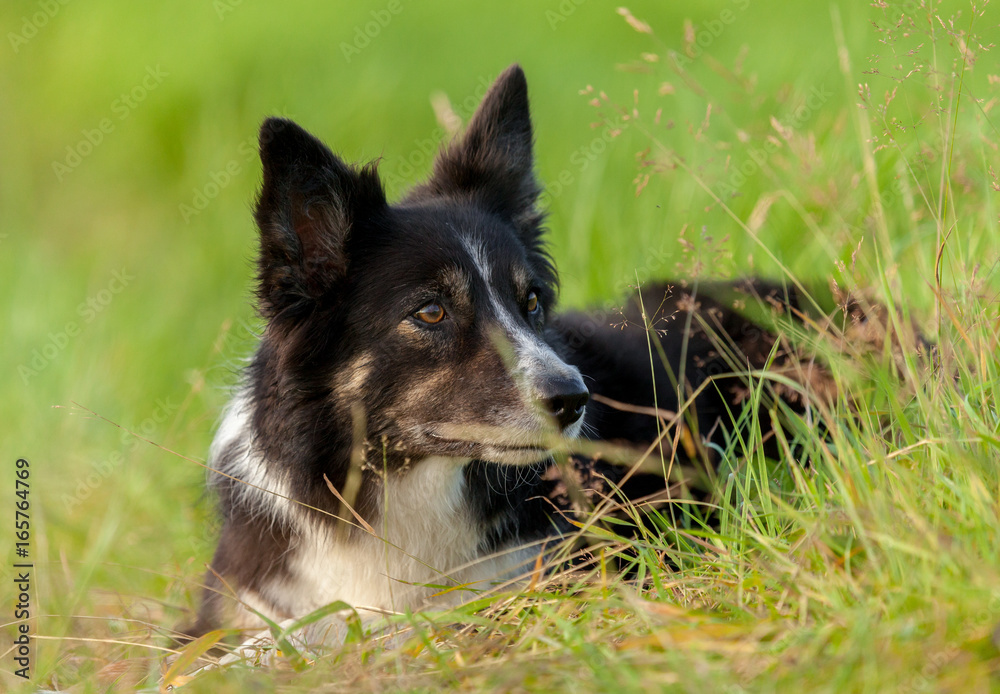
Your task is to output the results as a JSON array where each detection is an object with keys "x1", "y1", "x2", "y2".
[{"x1": 185, "y1": 65, "x2": 834, "y2": 643}]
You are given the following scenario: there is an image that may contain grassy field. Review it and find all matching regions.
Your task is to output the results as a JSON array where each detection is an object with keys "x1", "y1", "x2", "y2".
[{"x1": 3, "y1": 0, "x2": 999, "y2": 691}]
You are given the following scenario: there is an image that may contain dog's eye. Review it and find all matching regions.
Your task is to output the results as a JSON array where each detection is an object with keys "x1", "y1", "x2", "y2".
[
  {"x1": 526, "y1": 291, "x2": 540, "y2": 315},
  {"x1": 414, "y1": 302, "x2": 446, "y2": 324}
]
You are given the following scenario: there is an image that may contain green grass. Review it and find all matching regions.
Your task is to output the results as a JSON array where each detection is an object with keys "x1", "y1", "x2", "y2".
[{"x1": 3, "y1": 0, "x2": 999, "y2": 691}]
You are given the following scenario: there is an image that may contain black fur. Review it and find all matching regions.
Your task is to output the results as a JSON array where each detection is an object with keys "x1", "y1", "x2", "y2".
[{"x1": 185, "y1": 65, "x2": 831, "y2": 640}]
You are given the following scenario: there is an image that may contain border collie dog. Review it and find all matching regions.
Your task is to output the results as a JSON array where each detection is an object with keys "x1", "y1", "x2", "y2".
[{"x1": 188, "y1": 65, "x2": 812, "y2": 640}]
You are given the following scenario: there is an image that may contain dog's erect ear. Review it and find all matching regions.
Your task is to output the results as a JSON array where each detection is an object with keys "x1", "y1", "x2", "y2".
[
  {"x1": 410, "y1": 65, "x2": 542, "y2": 234},
  {"x1": 254, "y1": 117, "x2": 385, "y2": 319}
]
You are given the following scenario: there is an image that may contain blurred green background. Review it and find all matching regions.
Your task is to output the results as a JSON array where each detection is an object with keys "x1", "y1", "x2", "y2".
[{"x1": 2, "y1": 0, "x2": 992, "y2": 677}]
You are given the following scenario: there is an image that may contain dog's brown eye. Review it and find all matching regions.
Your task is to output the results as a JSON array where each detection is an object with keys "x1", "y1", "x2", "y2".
[
  {"x1": 526, "y1": 291, "x2": 540, "y2": 314},
  {"x1": 415, "y1": 302, "x2": 446, "y2": 324}
]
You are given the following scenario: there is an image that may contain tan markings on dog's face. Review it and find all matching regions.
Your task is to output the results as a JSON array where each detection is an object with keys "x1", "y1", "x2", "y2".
[
  {"x1": 396, "y1": 320, "x2": 428, "y2": 339},
  {"x1": 439, "y1": 266, "x2": 473, "y2": 308},
  {"x1": 333, "y1": 352, "x2": 375, "y2": 400},
  {"x1": 510, "y1": 265, "x2": 532, "y2": 299}
]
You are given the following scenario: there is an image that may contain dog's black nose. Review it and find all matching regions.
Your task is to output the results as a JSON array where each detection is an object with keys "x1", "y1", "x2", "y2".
[{"x1": 538, "y1": 377, "x2": 589, "y2": 430}]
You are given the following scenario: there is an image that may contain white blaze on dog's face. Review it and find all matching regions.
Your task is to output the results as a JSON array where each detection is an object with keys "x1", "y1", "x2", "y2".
[{"x1": 457, "y1": 234, "x2": 589, "y2": 449}]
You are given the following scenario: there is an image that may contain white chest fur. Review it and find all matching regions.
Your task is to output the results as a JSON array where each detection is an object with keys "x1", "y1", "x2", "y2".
[
  {"x1": 211, "y1": 393, "x2": 537, "y2": 623},
  {"x1": 276, "y1": 457, "x2": 520, "y2": 617}
]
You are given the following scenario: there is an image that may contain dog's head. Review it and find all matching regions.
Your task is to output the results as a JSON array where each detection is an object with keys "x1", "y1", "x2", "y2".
[{"x1": 251, "y1": 65, "x2": 587, "y2": 467}]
